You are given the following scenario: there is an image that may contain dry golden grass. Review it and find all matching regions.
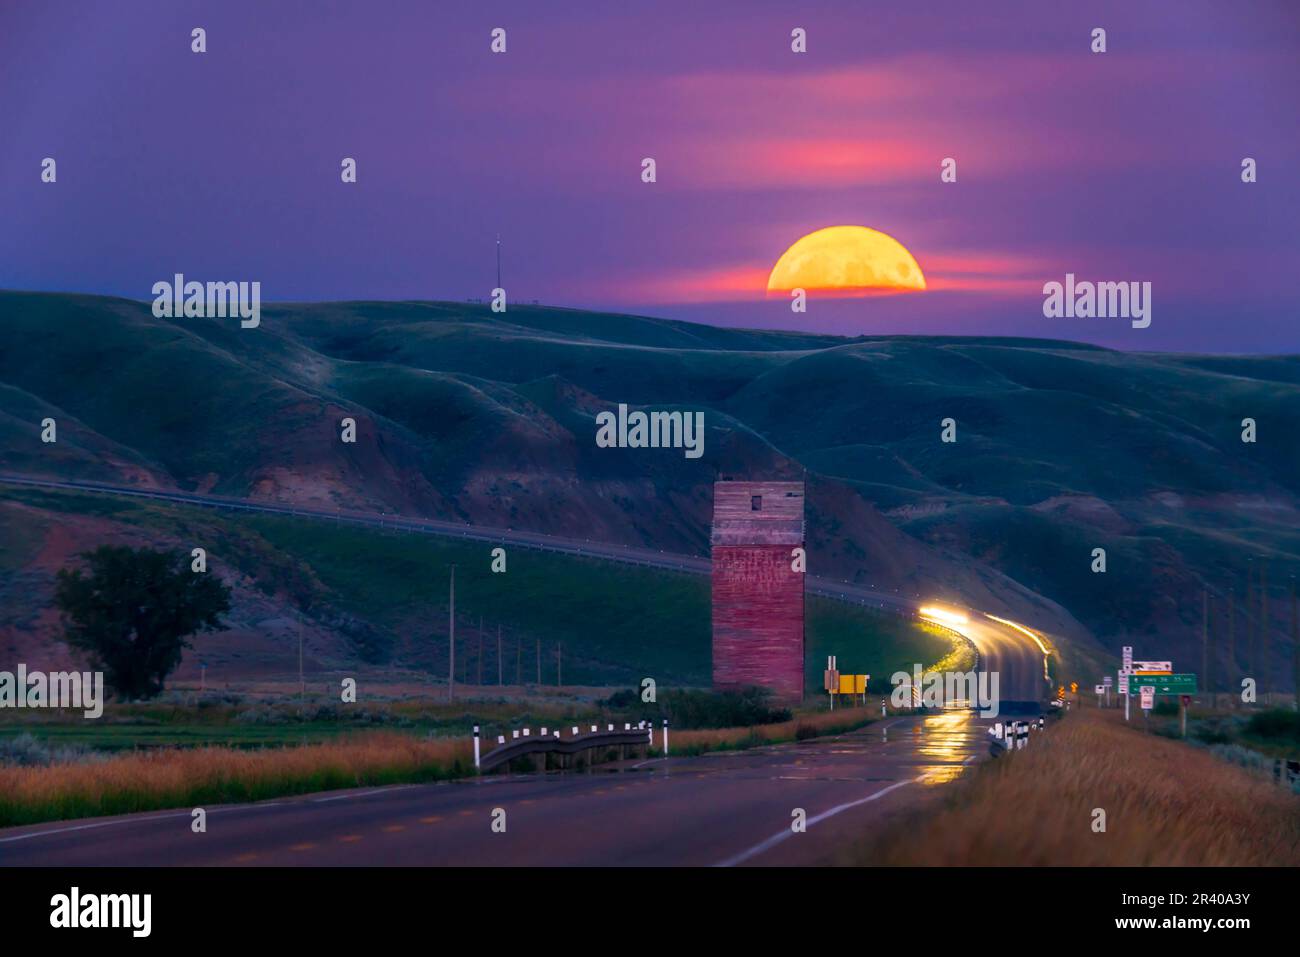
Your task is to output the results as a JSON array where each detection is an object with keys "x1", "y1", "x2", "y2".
[
  {"x1": 0, "y1": 732, "x2": 473, "y2": 828},
  {"x1": 1, "y1": 706, "x2": 880, "y2": 827},
  {"x1": 850, "y1": 709, "x2": 1300, "y2": 866}
]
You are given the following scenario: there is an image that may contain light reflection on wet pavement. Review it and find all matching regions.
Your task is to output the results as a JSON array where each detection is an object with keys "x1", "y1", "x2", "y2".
[{"x1": 639, "y1": 709, "x2": 994, "y2": 788}]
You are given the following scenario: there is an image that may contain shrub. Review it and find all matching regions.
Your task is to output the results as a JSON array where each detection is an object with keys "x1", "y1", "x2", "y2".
[
  {"x1": 599, "y1": 686, "x2": 792, "y2": 729},
  {"x1": 1208, "y1": 743, "x2": 1270, "y2": 772},
  {"x1": 1192, "y1": 722, "x2": 1232, "y2": 745},
  {"x1": 0, "y1": 733, "x2": 103, "y2": 768},
  {"x1": 1244, "y1": 709, "x2": 1300, "y2": 746}
]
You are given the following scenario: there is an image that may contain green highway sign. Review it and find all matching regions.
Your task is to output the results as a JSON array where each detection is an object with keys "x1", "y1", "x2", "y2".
[{"x1": 1128, "y1": 674, "x2": 1197, "y2": 695}]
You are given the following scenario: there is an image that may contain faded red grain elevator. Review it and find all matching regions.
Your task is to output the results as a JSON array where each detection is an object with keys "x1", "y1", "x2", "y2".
[{"x1": 711, "y1": 480, "x2": 806, "y2": 702}]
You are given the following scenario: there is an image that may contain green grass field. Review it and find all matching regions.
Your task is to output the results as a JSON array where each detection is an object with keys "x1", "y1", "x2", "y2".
[{"x1": 0, "y1": 485, "x2": 962, "y2": 759}]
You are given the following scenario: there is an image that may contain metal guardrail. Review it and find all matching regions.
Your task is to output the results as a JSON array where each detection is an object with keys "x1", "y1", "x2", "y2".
[{"x1": 475, "y1": 722, "x2": 663, "y2": 773}]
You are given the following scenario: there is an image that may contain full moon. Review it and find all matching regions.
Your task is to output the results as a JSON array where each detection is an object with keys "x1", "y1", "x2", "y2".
[{"x1": 766, "y1": 225, "x2": 926, "y2": 297}]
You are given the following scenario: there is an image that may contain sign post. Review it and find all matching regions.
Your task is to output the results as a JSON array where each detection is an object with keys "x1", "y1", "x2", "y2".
[
  {"x1": 823, "y1": 655, "x2": 839, "y2": 712},
  {"x1": 1140, "y1": 685, "x2": 1155, "y2": 730},
  {"x1": 1121, "y1": 646, "x2": 1133, "y2": 722}
]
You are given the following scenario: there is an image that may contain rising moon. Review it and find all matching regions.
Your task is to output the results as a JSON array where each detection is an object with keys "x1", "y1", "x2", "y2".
[{"x1": 766, "y1": 225, "x2": 926, "y2": 297}]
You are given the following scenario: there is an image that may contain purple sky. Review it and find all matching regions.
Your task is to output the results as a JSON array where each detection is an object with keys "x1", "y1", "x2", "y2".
[{"x1": 2, "y1": 0, "x2": 1298, "y2": 352}]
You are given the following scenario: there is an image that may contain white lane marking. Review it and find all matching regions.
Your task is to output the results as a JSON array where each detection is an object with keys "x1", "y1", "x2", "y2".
[
  {"x1": 310, "y1": 785, "x2": 417, "y2": 803},
  {"x1": 1, "y1": 785, "x2": 423, "y2": 844},
  {"x1": 0, "y1": 800, "x2": 298, "y2": 844},
  {"x1": 0, "y1": 810, "x2": 194, "y2": 844},
  {"x1": 714, "y1": 777, "x2": 920, "y2": 868}
]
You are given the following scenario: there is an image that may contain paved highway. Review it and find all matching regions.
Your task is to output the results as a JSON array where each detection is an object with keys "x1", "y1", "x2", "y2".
[
  {"x1": 0, "y1": 473, "x2": 1048, "y2": 864},
  {"x1": 0, "y1": 712, "x2": 991, "y2": 866}
]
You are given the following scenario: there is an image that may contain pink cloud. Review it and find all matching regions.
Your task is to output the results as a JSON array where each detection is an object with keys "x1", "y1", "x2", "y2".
[{"x1": 579, "y1": 248, "x2": 1051, "y2": 304}]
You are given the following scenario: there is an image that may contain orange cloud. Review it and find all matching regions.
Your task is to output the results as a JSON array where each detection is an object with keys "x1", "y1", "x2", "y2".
[
  {"x1": 581, "y1": 264, "x2": 771, "y2": 304},
  {"x1": 582, "y1": 249, "x2": 1047, "y2": 304},
  {"x1": 680, "y1": 137, "x2": 930, "y2": 189}
]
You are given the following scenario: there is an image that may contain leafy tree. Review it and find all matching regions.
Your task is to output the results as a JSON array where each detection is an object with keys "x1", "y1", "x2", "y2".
[{"x1": 54, "y1": 545, "x2": 231, "y2": 700}]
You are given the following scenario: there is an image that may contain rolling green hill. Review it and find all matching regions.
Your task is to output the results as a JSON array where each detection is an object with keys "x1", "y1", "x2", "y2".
[
  {"x1": 2, "y1": 290, "x2": 1297, "y2": 686},
  {"x1": 0, "y1": 486, "x2": 953, "y2": 690}
]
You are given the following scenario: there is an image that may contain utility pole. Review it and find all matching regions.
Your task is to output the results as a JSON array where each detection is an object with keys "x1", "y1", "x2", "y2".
[
  {"x1": 1245, "y1": 560, "x2": 1255, "y2": 702},
  {"x1": 477, "y1": 617, "x2": 483, "y2": 685},
  {"x1": 1292, "y1": 576, "x2": 1298, "y2": 712},
  {"x1": 557, "y1": 642, "x2": 562, "y2": 687},
  {"x1": 298, "y1": 616, "x2": 305, "y2": 711},
  {"x1": 448, "y1": 565, "x2": 456, "y2": 702},
  {"x1": 497, "y1": 624, "x2": 503, "y2": 686},
  {"x1": 1201, "y1": 589, "x2": 1209, "y2": 709},
  {"x1": 1227, "y1": 586, "x2": 1236, "y2": 706},
  {"x1": 515, "y1": 636, "x2": 521, "y2": 686},
  {"x1": 536, "y1": 638, "x2": 541, "y2": 685},
  {"x1": 1260, "y1": 559, "x2": 1268, "y2": 705}
]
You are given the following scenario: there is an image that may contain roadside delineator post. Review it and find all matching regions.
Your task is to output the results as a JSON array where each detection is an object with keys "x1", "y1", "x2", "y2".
[
  {"x1": 663, "y1": 718, "x2": 670, "y2": 757},
  {"x1": 473, "y1": 725, "x2": 481, "y2": 770}
]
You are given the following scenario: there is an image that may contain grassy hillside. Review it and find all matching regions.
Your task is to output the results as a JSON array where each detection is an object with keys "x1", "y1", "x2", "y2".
[
  {"x1": 0, "y1": 487, "x2": 955, "y2": 690},
  {"x1": 2, "y1": 290, "x2": 1297, "y2": 682}
]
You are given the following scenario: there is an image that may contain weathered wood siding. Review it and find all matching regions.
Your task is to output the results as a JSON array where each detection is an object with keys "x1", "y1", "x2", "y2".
[{"x1": 711, "y1": 481, "x2": 806, "y2": 701}]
